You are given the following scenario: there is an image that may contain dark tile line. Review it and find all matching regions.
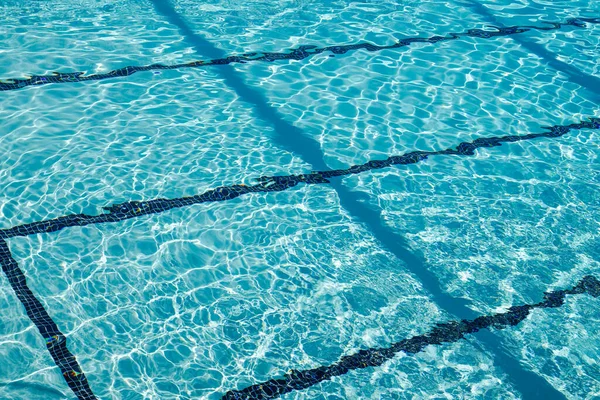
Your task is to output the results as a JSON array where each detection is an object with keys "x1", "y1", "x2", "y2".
[
  {"x1": 221, "y1": 275, "x2": 600, "y2": 399},
  {"x1": 0, "y1": 117, "x2": 598, "y2": 241},
  {"x1": 0, "y1": 18, "x2": 598, "y2": 92},
  {"x1": 0, "y1": 239, "x2": 97, "y2": 400}
]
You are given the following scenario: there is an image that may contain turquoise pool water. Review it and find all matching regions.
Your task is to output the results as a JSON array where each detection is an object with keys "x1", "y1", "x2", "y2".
[{"x1": 1, "y1": 0, "x2": 599, "y2": 399}]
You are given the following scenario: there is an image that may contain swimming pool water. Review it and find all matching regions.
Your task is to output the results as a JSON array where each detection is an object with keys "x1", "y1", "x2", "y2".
[{"x1": 0, "y1": 0, "x2": 599, "y2": 399}]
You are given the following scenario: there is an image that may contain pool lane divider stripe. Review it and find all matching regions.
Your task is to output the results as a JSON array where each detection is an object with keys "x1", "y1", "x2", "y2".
[
  {"x1": 0, "y1": 240, "x2": 97, "y2": 400},
  {"x1": 0, "y1": 18, "x2": 598, "y2": 92},
  {"x1": 0, "y1": 117, "x2": 598, "y2": 240},
  {"x1": 221, "y1": 275, "x2": 600, "y2": 399}
]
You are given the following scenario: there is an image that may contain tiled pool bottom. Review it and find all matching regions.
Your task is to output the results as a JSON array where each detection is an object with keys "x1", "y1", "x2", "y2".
[
  {"x1": 1, "y1": 116, "x2": 599, "y2": 399},
  {"x1": 1, "y1": 1, "x2": 600, "y2": 399}
]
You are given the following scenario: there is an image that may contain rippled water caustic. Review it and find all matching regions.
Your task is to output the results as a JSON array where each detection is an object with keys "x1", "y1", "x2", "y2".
[{"x1": 1, "y1": 0, "x2": 599, "y2": 399}]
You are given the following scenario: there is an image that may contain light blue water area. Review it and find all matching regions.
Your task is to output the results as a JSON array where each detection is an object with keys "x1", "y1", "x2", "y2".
[{"x1": 0, "y1": 0, "x2": 599, "y2": 399}]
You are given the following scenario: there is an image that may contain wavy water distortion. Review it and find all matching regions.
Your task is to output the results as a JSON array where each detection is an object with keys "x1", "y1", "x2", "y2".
[
  {"x1": 0, "y1": 118, "x2": 598, "y2": 240},
  {"x1": 0, "y1": 240, "x2": 97, "y2": 400},
  {"x1": 148, "y1": 3, "x2": 570, "y2": 398},
  {"x1": 0, "y1": 18, "x2": 598, "y2": 92},
  {"x1": 221, "y1": 275, "x2": 600, "y2": 399}
]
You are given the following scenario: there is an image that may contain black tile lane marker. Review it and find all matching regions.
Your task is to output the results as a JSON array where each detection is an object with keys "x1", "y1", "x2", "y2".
[
  {"x1": 0, "y1": 240, "x2": 97, "y2": 400},
  {"x1": 0, "y1": 18, "x2": 598, "y2": 92},
  {"x1": 221, "y1": 275, "x2": 600, "y2": 400},
  {"x1": 0, "y1": 117, "x2": 598, "y2": 240}
]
